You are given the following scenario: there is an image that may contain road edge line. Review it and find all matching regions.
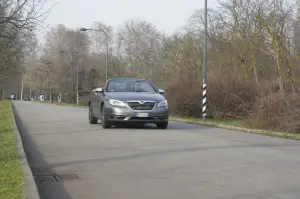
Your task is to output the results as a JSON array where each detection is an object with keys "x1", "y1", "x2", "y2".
[
  {"x1": 170, "y1": 117, "x2": 300, "y2": 141},
  {"x1": 10, "y1": 102, "x2": 40, "y2": 199}
]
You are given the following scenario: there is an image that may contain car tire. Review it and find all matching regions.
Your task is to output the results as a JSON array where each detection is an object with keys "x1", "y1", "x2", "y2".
[
  {"x1": 89, "y1": 105, "x2": 98, "y2": 124},
  {"x1": 101, "y1": 106, "x2": 111, "y2": 129},
  {"x1": 156, "y1": 122, "x2": 168, "y2": 129}
]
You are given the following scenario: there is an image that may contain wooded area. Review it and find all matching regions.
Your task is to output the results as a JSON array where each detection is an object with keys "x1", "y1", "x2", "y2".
[
  {"x1": 2, "y1": 0, "x2": 300, "y2": 133},
  {"x1": 0, "y1": 0, "x2": 53, "y2": 98}
]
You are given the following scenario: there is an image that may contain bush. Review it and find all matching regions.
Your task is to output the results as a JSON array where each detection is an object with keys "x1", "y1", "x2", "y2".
[
  {"x1": 166, "y1": 71, "x2": 258, "y2": 119},
  {"x1": 165, "y1": 71, "x2": 300, "y2": 133},
  {"x1": 250, "y1": 93, "x2": 300, "y2": 133},
  {"x1": 166, "y1": 77, "x2": 202, "y2": 117},
  {"x1": 207, "y1": 71, "x2": 258, "y2": 119}
]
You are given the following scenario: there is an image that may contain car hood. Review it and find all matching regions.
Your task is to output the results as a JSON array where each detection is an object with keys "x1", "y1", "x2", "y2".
[{"x1": 105, "y1": 92, "x2": 165, "y2": 102}]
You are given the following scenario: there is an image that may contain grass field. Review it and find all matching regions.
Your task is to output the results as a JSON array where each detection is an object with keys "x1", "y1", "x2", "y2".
[{"x1": 0, "y1": 100, "x2": 23, "y2": 199}]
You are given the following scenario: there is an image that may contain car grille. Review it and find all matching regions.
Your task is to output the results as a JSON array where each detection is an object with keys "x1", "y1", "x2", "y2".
[{"x1": 127, "y1": 102, "x2": 155, "y2": 110}]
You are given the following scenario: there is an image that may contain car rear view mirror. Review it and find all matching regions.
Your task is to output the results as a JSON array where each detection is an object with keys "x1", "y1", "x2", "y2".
[
  {"x1": 158, "y1": 89, "x2": 165, "y2": 94},
  {"x1": 95, "y1": 87, "x2": 103, "y2": 92},
  {"x1": 94, "y1": 87, "x2": 104, "y2": 95}
]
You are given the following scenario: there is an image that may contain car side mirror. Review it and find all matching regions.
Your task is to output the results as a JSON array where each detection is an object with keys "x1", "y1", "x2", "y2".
[
  {"x1": 94, "y1": 87, "x2": 104, "y2": 95},
  {"x1": 158, "y1": 89, "x2": 165, "y2": 94}
]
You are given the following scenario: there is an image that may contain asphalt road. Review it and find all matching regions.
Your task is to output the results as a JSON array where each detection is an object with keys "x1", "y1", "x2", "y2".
[{"x1": 12, "y1": 101, "x2": 300, "y2": 199}]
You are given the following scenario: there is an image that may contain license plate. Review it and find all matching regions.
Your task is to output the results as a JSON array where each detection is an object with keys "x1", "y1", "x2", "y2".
[{"x1": 136, "y1": 112, "x2": 149, "y2": 117}]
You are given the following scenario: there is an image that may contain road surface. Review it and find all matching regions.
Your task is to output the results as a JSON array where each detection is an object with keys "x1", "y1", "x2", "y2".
[{"x1": 12, "y1": 101, "x2": 300, "y2": 199}]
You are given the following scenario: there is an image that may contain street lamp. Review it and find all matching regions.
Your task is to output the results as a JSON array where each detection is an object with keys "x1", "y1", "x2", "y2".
[
  {"x1": 202, "y1": 0, "x2": 208, "y2": 121},
  {"x1": 80, "y1": 27, "x2": 109, "y2": 82},
  {"x1": 21, "y1": 72, "x2": 24, "y2": 100},
  {"x1": 59, "y1": 50, "x2": 75, "y2": 88},
  {"x1": 59, "y1": 35, "x2": 79, "y2": 106}
]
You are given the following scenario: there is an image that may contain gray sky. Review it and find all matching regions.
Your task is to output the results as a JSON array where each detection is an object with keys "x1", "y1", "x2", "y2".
[{"x1": 37, "y1": 0, "x2": 219, "y2": 42}]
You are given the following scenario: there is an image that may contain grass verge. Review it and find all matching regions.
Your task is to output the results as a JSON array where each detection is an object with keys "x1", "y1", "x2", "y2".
[
  {"x1": 33, "y1": 100, "x2": 300, "y2": 141},
  {"x1": 170, "y1": 116, "x2": 300, "y2": 141},
  {"x1": 0, "y1": 100, "x2": 23, "y2": 199}
]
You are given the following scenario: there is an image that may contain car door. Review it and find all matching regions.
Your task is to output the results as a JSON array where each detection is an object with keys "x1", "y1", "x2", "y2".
[
  {"x1": 90, "y1": 91, "x2": 98, "y2": 116},
  {"x1": 94, "y1": 89, "x2": 104, "y2": 118}
]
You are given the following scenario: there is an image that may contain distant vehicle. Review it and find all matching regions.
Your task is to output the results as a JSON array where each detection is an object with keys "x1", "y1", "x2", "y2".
[
  {"x1": 39, "y1": 95, "x2": 44, "y2": 101},
  {"x1": 10, "y1": 95, "x2": 16, "y2": 100},
  {"x1": 23, "y1": 96, "x2": 31, "y2": 101},
  {"x1": 88, "y1": 78, "x2": 169, "y2": 129}
]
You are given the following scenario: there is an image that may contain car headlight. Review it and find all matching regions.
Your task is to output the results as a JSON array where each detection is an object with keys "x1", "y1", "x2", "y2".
[
  {"x1": 157, "y1": 100, "x2": 168, "y2": 107},
  {"x1": 109, "y1": 99, "x2": 126, "y2": 107}
]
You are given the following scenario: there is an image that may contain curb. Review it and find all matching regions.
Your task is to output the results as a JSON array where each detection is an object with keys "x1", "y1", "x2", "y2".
[
  {"x1": 170, "y1": 117, "x2": 300, "y2": 141},
  {"x1": 10, "y1": 102, "x2": 40, "y2": 199}
]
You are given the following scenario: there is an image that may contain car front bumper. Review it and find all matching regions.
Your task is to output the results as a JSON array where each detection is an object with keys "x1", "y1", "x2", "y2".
[{"x1": 104, "y1": 105, "x2": 169, "y2": 123}]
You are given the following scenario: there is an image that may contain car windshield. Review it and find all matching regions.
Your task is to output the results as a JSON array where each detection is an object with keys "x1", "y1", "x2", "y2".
[{"x1": 107, "y1": 79, "x2": 157, "y2": 93}]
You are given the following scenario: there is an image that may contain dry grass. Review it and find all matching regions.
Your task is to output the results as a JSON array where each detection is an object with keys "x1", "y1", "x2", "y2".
[{"x1": 166, "y1": 71, "x2": 300, "y2": 134}]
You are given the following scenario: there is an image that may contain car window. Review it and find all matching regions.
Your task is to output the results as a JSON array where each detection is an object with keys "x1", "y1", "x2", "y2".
[
  {"x1": 107, "y1": 79, "x2": 156, "y2": 92},
  {"x1": 135, "y1": 81, "x2": 155, "y2": 92},
  {"x1": 107, "y1": 81, "x2": 127, "y2": 92}
]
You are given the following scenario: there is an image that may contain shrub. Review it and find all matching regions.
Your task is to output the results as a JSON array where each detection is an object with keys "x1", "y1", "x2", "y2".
[
  {"x1": 206, "y1": 71, "x2": 258, "y2": 119},
  {"x1": 166, "y1": 71, "x2": 258, "y2": 119},
  {"x1": 166, "y1": 75, "x2": 202, "y2": 117},
  {"x1": 162, "y1": 71, "x2": 300, "y2": 133},
  {"x1": 250, "y1": 93, "x2": 300, "y2": 133}
]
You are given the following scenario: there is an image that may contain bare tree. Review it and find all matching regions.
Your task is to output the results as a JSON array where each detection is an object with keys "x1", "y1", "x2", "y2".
[
  {"x1": 116, "y1": 19, "x2": 164, "y2": 81},
  {"x1": 0, "y1": 0, "x2": 55, "y2": 32},
  {"x1": 0, "y1": 0, "x2": 55, "y2": 99}
]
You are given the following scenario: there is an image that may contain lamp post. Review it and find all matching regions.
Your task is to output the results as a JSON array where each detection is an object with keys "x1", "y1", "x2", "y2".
[
  {"x1": 75, "y1": 31, "x2": 79, "y2": 106},
  {"x1": 59, "y1": 30, "x2": 79, "y2": 107},
  {"x1": 79, "y1": 27, "x2": 109, "y2": 82},
  {"x1": 20, "y1": 72, "x2": 24, "y2": 100},
  {"x1": 202, "y1": 0, "x2": 208, "y2": 121},
  {"x1": 29, "y1": 79, "x2": 31, "y2": 100}
]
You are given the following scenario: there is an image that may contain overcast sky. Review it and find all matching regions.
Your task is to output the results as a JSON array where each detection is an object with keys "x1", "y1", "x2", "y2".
[{"x1": 37, "y1": 0, "x2": 219, "y2": 42}]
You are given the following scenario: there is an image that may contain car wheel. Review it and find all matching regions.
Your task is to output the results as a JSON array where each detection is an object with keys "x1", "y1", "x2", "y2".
[
  {"x1": 89, "y1": 105, "x2": 98, "y2": 124},
  {"x1": 101, "y1": 106, "x2": 111, "y2": 129},
  {"x1": 156, "y1": 122, "x2": 168, "y2": 129}
]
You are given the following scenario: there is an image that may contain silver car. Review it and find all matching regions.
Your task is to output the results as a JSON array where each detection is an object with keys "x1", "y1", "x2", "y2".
[{"x1": 88, "y1": 78, "x2": 169, "y2": 129}]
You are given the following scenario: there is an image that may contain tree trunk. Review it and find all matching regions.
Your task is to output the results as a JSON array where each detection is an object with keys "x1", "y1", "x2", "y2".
[
  {"x1": 276, "y1": 55, "x2": 285, "y2": 98},
  {"x1": 0, "y1": 90, "x2": 3, "y2": 100},
  {"x1": 251, "y1": 52, "x2": 259, "y2": 86}
]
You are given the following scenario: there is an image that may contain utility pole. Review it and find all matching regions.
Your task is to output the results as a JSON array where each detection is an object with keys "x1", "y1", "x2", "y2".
[
  {"x1": 29, "y1": 79, "x2": 32, "y2": 100},
  {"x1": 45, "y1": 62, "x2": 52, "y2": 103},
  {"x1": 21, "y1": 73, "x2": 24, "y2": 100},
  {"x1": 105, "y1": 35, "x2": 108, "y2": 82},
  {"x1": 59, "y1": 32, "x2": 79, "y2": 107},
  {"x1": 79, "y1": 27, "x2": 109, "y2": 82},
  {"x1": 202, "y1": 0, "x2": 208, "y2": 121},
  {"x1": 75, "y1": 31, "x2": 79, "y2": 107},
  {"x1": 41, "y1": 76, "x2": 44, "y2": 102}
]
